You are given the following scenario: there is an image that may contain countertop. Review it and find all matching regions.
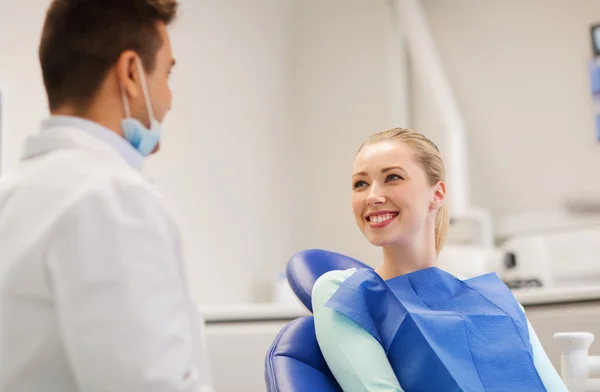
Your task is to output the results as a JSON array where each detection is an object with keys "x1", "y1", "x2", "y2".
[
  {"x1": 200, "y1": 302, "x2": 308, "y2": 323},
  {"x1": 512, "y1": 284, "x2": 600, "y2": 306},
  {"x1": 200, "y1": 284, "x2": 600, "y2": 323}
]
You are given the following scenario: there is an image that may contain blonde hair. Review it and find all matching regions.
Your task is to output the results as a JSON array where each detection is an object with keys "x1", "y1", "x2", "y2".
[{"x1": 357, "y1": 128, "x2": 449, "y2": 254}]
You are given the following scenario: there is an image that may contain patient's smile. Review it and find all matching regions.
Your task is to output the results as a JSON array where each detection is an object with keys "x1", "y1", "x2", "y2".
[{"x1": 367, "y1": 212, "x2": 398, "y2": 227}]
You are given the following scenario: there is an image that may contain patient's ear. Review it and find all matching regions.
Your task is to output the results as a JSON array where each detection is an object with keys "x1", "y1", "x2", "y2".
[{"x1": 431, "y1": 181, "x2": 446, "y2": 210}]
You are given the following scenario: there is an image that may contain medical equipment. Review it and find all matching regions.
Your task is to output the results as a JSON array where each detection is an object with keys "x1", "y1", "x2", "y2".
[
  {"x1": 435, "y1": 208, "x2": 507, "y2": 279},
  {"x1": 590, "y1": 59, "x2": 600, "y2": 142},
  {"x1": 591, "y1": 23, "x2": 600, "y2": 57},
  {"x1": 498, "y1": 221, "x2": 600, "y2": 288},
  {"x1": 589, "y1": 22, "x2": 600, "y2": 142},
  {"x1": 554, "y1": 332, "x2": 600, "y2": 391}
]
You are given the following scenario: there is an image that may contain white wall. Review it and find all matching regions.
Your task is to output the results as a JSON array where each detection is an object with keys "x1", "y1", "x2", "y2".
[
  {"x1": 145, "y1": 0, "x2": 296, "y2": 304},
  {"x1": 0, "y1": 0, "x2": 49, "y2": 171},
  {"x1": 413, "y1": 0, "x2": 600, "y2": 218}
]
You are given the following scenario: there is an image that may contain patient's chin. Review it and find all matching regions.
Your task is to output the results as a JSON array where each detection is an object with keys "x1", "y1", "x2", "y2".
[
  {"x1": 366, "y1": 234, "x2": 396, "y2": 248},
  {"x1": 366, "y1": 228, "x2": 411, "y2": 248}
]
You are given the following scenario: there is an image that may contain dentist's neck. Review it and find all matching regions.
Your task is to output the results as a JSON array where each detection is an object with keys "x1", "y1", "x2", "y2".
[
  {"x1": 50, "y1": 80, "x2": 126, "y2": 137},
  {"x1": 376, "y1": 233, "x2": 437, "y2": 280}
]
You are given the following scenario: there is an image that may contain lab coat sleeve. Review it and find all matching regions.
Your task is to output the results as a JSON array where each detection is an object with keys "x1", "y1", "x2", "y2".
[
  {"x1": 312, "y1": 269, "x2": 404, "y2": 392},
  {"x1": 45, "y1": 177, "x2": 209, "y2": 392}
]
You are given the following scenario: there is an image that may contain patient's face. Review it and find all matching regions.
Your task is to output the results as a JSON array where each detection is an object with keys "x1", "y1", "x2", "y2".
[{"x1": 351, "y1": 141, "x2": 435, "y2": 247}]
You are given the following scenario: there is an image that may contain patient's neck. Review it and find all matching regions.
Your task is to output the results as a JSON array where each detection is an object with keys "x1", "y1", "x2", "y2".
[{"x1": 376, "y1": 239, "x2": 437, "y2": 280}]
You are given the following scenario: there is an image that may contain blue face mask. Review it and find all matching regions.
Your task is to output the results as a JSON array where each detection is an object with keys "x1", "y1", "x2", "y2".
[{"x1": 120, "y1": 57, "x2": 162, "y2": 156}]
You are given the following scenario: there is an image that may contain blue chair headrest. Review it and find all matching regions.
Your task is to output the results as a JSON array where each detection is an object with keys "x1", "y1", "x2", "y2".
[{"x1": 285, "y1": 249, "x2": 372, "y2": 313}]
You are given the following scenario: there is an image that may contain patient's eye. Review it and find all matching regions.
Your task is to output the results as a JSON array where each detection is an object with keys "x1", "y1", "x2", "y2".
[
  {"x1": 353, "y1": 180, "x2": 368, "y2": 189},
  {"x1": 385, "y1": 174, "x2": 403, "y2": 182}
]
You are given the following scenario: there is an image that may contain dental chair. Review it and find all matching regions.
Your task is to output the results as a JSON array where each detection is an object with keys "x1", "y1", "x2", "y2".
[
  {"x1": 554, "y1": 332, "x2": 600, "y2": 392},
  {"x1": 265, "y1": 249, "x2": 598, "y2": 392},
  {"x1": 264, "y1": 249, "x2": 371, "y2": 392}
]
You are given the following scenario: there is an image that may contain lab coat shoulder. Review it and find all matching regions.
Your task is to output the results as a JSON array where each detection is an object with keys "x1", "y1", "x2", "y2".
[
  {"x1": 21, "y1": 138, "x2": 171, "y2": 227},
  {"x1": 62, "y1": 161, "x2": 175, "y2": 234}
]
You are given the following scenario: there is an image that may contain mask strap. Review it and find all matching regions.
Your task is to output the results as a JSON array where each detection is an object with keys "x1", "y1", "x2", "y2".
[
  {"x1": 134, "y1": 57, "x2": 155, "y2": 121},
  {"x1": 120, "y1": 84, "x2": 132, "y2": 118}
]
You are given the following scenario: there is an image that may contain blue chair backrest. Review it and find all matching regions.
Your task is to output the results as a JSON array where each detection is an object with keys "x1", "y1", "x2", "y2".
[{"x1": 265, "y1": 249, "x2": 373, "y2": 391}]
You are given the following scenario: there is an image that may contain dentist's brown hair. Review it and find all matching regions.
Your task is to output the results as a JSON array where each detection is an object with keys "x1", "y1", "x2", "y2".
[{"x1": 39, "y1": 0, "x2": 179, "y2": 113}]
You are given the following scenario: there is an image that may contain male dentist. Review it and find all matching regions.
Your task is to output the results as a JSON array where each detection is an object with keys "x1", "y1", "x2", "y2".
[{"x1": 0, "y1": 1, "x2": 213, "y2": 391}]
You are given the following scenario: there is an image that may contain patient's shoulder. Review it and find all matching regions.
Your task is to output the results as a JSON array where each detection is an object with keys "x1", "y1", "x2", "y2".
[
  {"x1": 315, "y1": 268, "x2": 358, "y2": 288},
  {"x1": 312, "y1": 268, "x2": 359, "y2": 309}
]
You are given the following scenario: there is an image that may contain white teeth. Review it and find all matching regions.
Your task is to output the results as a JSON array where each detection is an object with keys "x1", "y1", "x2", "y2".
[{"x1": 370, "y1": 214, "x2": 395, "y2": 224}]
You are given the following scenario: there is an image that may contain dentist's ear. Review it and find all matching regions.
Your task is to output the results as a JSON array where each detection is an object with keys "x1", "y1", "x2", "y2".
[
  {"x1": 430, "y1": 181, "x2": 446, "y2": 210},
  {"x1": 116, "y1": 50, "x2": 142, "y2": 99}
]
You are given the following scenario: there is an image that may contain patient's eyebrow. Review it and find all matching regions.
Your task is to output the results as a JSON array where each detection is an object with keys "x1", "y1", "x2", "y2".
[
  {"x1": 382, "y1": 166, "x2": 406, "y2": 173},
  {"x1": 352, "y1": 166, "x2": 407, "y2": 178}
]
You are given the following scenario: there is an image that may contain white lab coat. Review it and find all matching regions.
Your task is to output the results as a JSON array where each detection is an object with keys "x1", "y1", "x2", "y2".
[{"x1": 0, "y1": 123, "x2": 214, "y2": 392}]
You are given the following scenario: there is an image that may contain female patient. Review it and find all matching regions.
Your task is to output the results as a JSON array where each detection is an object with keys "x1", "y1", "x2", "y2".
[{"x1": 312, "y1": 128, "x2": 567, "y2": 391}]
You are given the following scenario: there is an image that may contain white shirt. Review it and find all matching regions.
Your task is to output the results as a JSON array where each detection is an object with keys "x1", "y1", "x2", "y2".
[{"x1": 0, "y1": 116, "x2": 214, "y2": 392}]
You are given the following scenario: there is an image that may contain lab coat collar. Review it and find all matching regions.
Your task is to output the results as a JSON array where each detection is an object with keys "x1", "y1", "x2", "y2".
[{"x1": 21, "y1": 116, "x2": 144, "y2": 170}]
